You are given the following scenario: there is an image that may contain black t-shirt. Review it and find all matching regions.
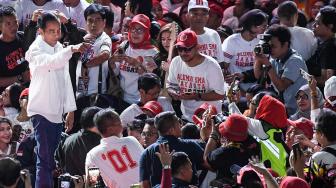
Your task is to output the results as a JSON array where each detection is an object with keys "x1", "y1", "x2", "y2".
[
  {"x1": 319, "y1": 38, "x2": 336, "y2": 71},
  {"x1": 0, "y1": 33, "x2": 29, "y2": 77},
  {"x1": 207, "y1": 135, "x2": 260, "y2": 180}
]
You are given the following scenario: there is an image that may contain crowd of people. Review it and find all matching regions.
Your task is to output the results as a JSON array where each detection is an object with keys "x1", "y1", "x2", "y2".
[{"x1": 1, "y1": 0, "x2": 336, "y2": 187}]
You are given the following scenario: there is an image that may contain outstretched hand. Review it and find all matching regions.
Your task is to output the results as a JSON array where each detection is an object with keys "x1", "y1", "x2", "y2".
[{"x1": 155, "y1": 143, "x2": 174, "y2": 167}]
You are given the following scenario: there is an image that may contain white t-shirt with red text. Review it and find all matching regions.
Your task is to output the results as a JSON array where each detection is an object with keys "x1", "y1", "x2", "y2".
[
  {"x1": 85, "y1": 136, "x2": 144, "y2": 188},
  {"x1": 167, "y1": 55, "x2": 225, "y2": 121},
  {"x1": 222, "y1": 33, "x2": 259, "y2": 74},
  {"x1": 115, "y1": 46, "x2": 158, "y2": 104},
  {"x1": 195, "y1": 27, "x2": 225, "y2": 63}
]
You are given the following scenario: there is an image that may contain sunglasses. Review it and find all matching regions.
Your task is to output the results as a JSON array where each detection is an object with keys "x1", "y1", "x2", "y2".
[
  {"x1": 295, "y1": 93, "x2": 309, "y2": 100},
  {"x1": 176, "y1": 45, "x2": 195, "y2": 53}
]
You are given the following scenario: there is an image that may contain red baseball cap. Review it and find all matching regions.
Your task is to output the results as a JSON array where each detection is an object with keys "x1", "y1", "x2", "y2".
[
  {"x1": 175, "y1": 30, "x2": 198, "y2": 48},
  {"x1": 130, "y1": 14, "x2": 151, "y2": 29},
  {"x1": 287, "y1": 118, "x2": 314, "y2": 139},
  {"x1": 19, "y1": 88, "x2": 29, "y2": 99},
  {"x1": 141, "y1": 101, "x2": 163, "y2": 116},
  {"x1": 219, "y1": 114, "x2": 248, "y2": 142},
  {"x1": 279, "y1": 176, "x2": 309, "y2": 188}
]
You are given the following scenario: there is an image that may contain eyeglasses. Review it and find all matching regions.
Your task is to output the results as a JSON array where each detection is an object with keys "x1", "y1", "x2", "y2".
[
  {"x1": 176, "y1": 45, "x2": 195, "y2": 53},
  {"x1": 295, "y1": 94, "x2": 309, "y2": 100},
  {"x1": 130, "y1": 27, "x2": 145, "y2": 34},
  {"x1": 87, "y1": 17, "x2": 103, "y2": 24}
]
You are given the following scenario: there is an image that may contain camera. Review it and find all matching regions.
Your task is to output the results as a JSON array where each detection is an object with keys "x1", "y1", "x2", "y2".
[
  {"x1": 212, "y1": 113, "x2": 227, "y2": 125},
  {"x1": 58, "y1": 173, "x2": 74, "y2": 188},
  {"x1": 254, "y1": 34, "x2": 272, "y2": 55}
]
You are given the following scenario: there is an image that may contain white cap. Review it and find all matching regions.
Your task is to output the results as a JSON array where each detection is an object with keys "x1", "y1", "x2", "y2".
[
  {"x1": 324, "y1": 76, "x2": 336, "y2": 99},
  {"x1": 188, "y1": 0, "x2": 210, "y2": 12}
]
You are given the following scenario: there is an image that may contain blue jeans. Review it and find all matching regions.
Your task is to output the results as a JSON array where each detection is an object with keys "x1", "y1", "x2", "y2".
[{"x1": 32, "y1": 115, "x2": 63, "y2": 188}]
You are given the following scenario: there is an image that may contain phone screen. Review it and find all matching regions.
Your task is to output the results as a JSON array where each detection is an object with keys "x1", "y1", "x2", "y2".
[
  {"x1": 88, "y1": 167, "x2": 100, "y2": 186},
  {"x1": 60, "y1": 181, "x2": 70, "y2": 188}
]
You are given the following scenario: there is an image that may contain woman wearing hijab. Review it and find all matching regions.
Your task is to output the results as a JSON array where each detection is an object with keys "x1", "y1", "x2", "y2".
[
  {"x1": 109, "y1": 14, "x2": 158, "y2": 107},
  {"x1": 290, "y1": 84, "x2": 324, "y2": 121}
]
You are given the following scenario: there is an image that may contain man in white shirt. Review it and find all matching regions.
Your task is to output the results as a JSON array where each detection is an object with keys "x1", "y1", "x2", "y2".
[
  {"x1": 277, "y1": 1, "x2": 317, "y2": 61},
  {"x1": 25, "y1": 12, "x2": 89, "y2": 187},
  {"x1": 120, "y1": 73, "x2": 173, "y2": 128},
  {"x1": 85, "y1": 108, "x2": 144, "y2": 188},
  {"x1": 62, "y1": 0, "x2": 89, "y2": 29},
  {"x1": 167, "y1": 30, "x2": 225, "y2": 121},
  {"x1": 186, "y1": 0, "x2": 225, "y2": 64}
]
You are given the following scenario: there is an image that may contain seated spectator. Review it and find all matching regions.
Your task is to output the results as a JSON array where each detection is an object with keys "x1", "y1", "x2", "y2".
[
  {"x1": 16, "y1": 133, "x2": 37, "y2": 188},
  {"x1": 127, "y1": 115, "x2": 146, "y2": 145},
  {"x1": 141, "y1": 101, "x2": 163, "y2": 118},
  {"x1": 0, "y1": 157, "x2": 25, "y2": 188},
  {"x1": 140, "y1": 111, "x2": 205, "y2": 188},
  {"x1": 56, "y1": 107, "x2": 102, "y2": 176},
  {"x1": 85, "y1": 108, "x2": 144, "y2": 187},
  {"x1": 206, "y1": 2, "x2": 224, "y2": 30},
  {"x1": 0, "y1": 83, "x2": 23, "y2": 122},
  {"x1": 306, "y1": 0, "x2": 325, "y2": 30},
  {"x1": 254, "y1": 24, "x2": 308, "y2": 115},
  {"x1": 285, "y1": 117, "x2": 314, "y2": 150},
  {"x1": 141, "y1": 118, "x2": 158, "y2": 148},
  {"x1": 192, "y1": 102, "x2": 218, "y2": 130},
  {"x1": 0, "y1": 117, "x2": 19, "y2": 158},
  {"x1": 0, "y1": 6, "x2": 30, "y2": 92},
  {"x1": 181, "y1": 123, "x2": 200, "y2": 140},
  {"x1": 12, "y1": 88, "x2": 33, "y2": 142},
  {"x1": 243, "y1": 84, "x2": 265, "y2": 117},
  {"x1": 291, "y1": 110, "x2": 336, "y2": 187},
  {"x1": 120, "y1": 73, "x2": 173, "y2": 128},
  {"x1": 202, "y1": 114, "x2": 260, "y2": 180},
  {"x1": 290, "y1": 84, "x2": 324, "y2": 121}
]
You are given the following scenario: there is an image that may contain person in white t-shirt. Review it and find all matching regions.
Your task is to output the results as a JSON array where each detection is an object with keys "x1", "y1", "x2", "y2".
[
  {"x1": 120, "y1": 73, "x2": 173, "y2": 128},
  {"x1": 167, "y1": 30, "x2": 225, "y2": 121},
  {"x1": 277, "y1": 1, "x2": 317, "y2": 61},
  {"x1": 16, "y1": 0, "x2": 67, "y2": 28},
  {"x1": 77, "y1": 4, "x2": 111, "y2": 96},
  {"x1": 85, "y1": 108, "x2": 144, "y2": 188},
  {"x1": 62, "y1": 0, "x2": 89, "y2": 29},
  {"x1": 109, "y1": 14, "x2": 158, "y2": 105},
  {"x1": 222, "y1": 9, "x2": 268, "y2": 91},
  {"x1": 186, "y1": 0, "x2": 224, "y2": 64}
]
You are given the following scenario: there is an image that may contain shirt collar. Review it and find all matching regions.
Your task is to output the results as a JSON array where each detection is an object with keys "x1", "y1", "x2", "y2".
[{"x1": 276, "y1": 48, "x2": 294, "y2": 64}]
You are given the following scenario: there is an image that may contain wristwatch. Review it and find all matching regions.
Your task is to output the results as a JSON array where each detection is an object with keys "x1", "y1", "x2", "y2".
[
  {"x1": 17, "y1": 74, "x2": 24, "y2": 83},
  {"x1": 163, "y1": 165, "x2": 171, "y2": 169}
]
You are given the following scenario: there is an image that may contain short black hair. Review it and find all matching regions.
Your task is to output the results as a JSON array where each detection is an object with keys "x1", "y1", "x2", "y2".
[
  {"x1": 319, "y1": 6, "x2": 336, "y2": 33},
  {"x1": 128, "y1": 0, "x2": 153, "y2": 20},
  {"x1": 154, "y1": 111, "x2": 176, "y2": 135},
  {"x1": 171, "y1": 152, "x2": 190, "y2": 177},
  {"x1": 246, "y1": 84, "x2": 265, "y2": 96},
  {"x1": 138, "y1": 73, "x2": 161, "y2": 92},
  {"x1": 80, "y1": 106, "x2": 102, "y2": 129},
  {"x1": 94, "y1": 108, "x2": 120, "y2": 135},
  {"x1": 277, "y1": 1, "x2": 298, "y2": 21},
  {"x1": 239, "y1": 9, "x2": 268, "y2": 32},
  {"x1": 0, "y1": 157, "x2": 21, "y2": 187},
  {"x1": 102, "y1": 6, "x2": 114, "y2": 28},
  {"x1": 316, "y1": 109, "x2": 336, "y2": 142},
  {"x1": 128, "y1": 114, "x2": 147, "y2": 132},
  {"x1": 0, "y1": 6, "x2": 16, "y2": 23},
  {"x1": 266, "y1": 24, "x2": 291, "y2": 47},
  {"x1": 8, "y1": 83, "x2": 23, "y2": 110},
  {"x1": 37, "y1": 12, "x2": 60, "y2": 30},
  {"x1": 84, "y1": 3, "x2": 106, "y2": 21},
  {"x1": 181, "y1": 123, "x2": 200, "y2": 139}
]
